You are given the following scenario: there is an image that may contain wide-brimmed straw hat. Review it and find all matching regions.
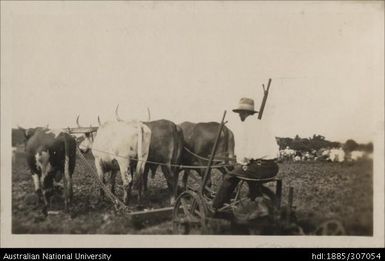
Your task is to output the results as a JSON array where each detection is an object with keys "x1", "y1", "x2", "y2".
[{"x1": 232, "y1": 97, "x2": 258, "y2": 114}]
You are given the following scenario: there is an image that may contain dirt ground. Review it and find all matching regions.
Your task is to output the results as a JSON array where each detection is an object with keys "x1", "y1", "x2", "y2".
[{"x1": 11, "y1": 150, "x2": 372, "y2": 235}]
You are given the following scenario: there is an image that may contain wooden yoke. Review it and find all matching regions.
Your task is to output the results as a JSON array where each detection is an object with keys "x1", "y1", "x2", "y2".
[
  {"x1": 200, "y1": 111, "x2": 227, "y2": 196},
  {"x1": 258, "y1": 78, "x2": 272, "y2": 120}
]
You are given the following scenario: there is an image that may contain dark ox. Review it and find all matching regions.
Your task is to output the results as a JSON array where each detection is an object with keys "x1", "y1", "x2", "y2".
[
  {"x1": 139, "y1": 120, "x2": 184, "y2": 204},
  {"x1": 178, "y1": 121, "x2": 235, "y2": 187},
  {"x1": 24, "y1": 128, "x2": 76, "y2": 214}
]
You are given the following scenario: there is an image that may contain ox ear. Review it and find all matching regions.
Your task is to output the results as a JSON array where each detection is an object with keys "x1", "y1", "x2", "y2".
[
  {"x1": 17, "y1": 126, "x2": 29, "y2": 140},
  {"x1": 23, "y1": 129, "x2": 29, "y2": 139},
  {"x1": 24, "y1": 128, "x2": 36, "y2": 140}
]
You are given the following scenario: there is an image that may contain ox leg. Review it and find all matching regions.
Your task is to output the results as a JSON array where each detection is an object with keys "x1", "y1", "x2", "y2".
[
  {"x1": 172, "y1": 167, "x2": 180, "y2": 202},
  {"x1": 41, "y1": 175, "x2": 54, "y2": 215},
  {"x1": 161, "y1": 166, "x2": 177, "y2": 205},
  {"x1": 135, "y1": 161, "x2": 148, "y2": 204},
  {"x1": 62, "y1": 153, "x2": 72, "y2": 212},
  {"x1": 95, "y1": 159, "x2": 106, "y2": 201},
  {"x1": 143, "y1": 165, "x2": 150, "y2": 193},
  {"x1": 142, "y1": 164, "x2": 157, "y2": 193},
  {"x1": 32, "y1": 173, "x2": 43, "y2": 204},
  {"x1": 117, "y1": 160, "x2": 132, "y2": 205},
  {"x1": 62, "y1": 170, "x2": 69, "y2": 211},
  {"x1": 150, "y1": 165, "x2": 157, "y2": 179},
  {"x1": 182, "y1": 169, "x2": 189, "y2": 191},
  {"x1": 53, "y1": 170, "x2": 63, "y2": 193},
  {"x1": 110, "y1": 170, "x2": 118, "y2": 195},
  {"x1": 67, "y1": 174, "x2": 73, "y2": 205}
]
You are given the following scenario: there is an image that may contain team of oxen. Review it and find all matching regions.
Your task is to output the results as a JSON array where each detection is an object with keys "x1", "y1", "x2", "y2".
[{"x1": 20, "y1": 108, "x2": 235, "y2": 214}]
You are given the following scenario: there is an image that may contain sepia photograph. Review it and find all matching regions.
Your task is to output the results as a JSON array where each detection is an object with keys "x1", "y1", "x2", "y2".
[{"x1": 1, "y1": 1, "x2": 384, "y2": 248}]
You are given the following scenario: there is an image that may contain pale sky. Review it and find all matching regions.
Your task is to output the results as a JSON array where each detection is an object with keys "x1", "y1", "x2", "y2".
[{"x1": 1, "y1": 1, "x2": 384, "y2": 143}]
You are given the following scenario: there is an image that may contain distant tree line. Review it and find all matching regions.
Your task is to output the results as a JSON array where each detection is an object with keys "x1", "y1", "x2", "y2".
[
  {"x1": 276, "y1": 134, "x2": 373, "y2": 153},
  {"x1": 12, "y1": 128, "x2": 373, "y2": 154}
]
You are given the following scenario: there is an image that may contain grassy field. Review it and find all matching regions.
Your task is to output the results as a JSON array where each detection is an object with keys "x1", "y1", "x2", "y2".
[{"x1": 12, "y1": 150, "x2": 372, "y2": 235}]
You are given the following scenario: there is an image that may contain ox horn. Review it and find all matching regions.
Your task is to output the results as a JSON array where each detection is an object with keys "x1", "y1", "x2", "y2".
[
  {"x1": 115, "y1": 104, "x2": 122, "y2": 122},
  {"x1": 147, "y1": 107, "x2": 151, "y2": 121},
  {"x1": 76, "y1": 115, "x2": 81, "y2": 128},
  {"x1": 97, "y1": 116, "x2": 101, "y2": 126}
]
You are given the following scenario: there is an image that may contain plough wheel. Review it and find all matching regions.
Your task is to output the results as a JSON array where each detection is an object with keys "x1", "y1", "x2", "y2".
[
  {"x1": 314, "y1": 219, "x2": 346, "y2": 235},
  {"x1": 173, "y1": 191, "x2": 207, "y2": 234}
]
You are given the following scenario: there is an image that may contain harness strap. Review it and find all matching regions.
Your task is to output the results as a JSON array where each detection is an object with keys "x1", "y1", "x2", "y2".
[{"x1": 183, "y1": 146, "x2": 236, "y2": 163}]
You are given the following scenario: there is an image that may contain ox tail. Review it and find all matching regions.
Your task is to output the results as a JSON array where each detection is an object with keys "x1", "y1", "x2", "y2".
[
  {"x1": 134, "y1": 123, "x2": 144, "y2": 192},
  {"x1": 63, "y1": 133, "x2": 72, "y2": 211},
  {"x1": 170, "y1": 125, "x2": 183, "y2": 205},
  {"x1": 135, "y1": 123, "x2": 151, "y2": 185},
  {"x1": 227, "y1": 129, "x2": 235, "y2": 164},
  {"x1": 136, "y1": 123, "x2": 143, "y2": 175},
  {"x1": 173, "y1": 126, "x2": 184, "y2": 172}
]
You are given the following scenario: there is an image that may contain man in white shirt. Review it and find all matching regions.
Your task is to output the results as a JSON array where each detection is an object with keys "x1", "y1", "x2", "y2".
[{"x1": 212, "y1": 97, "x2": 279, "y2": 210}]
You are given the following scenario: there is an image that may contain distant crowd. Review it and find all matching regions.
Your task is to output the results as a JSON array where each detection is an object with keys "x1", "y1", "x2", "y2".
[{"x1": 276, "y1": 135, "x2": 373, "y2": 162}]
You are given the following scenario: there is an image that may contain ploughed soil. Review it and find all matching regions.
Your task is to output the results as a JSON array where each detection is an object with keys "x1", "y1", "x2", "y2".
[{"x1": 12, "y1": 149, "x2": 372, "y2": 235}]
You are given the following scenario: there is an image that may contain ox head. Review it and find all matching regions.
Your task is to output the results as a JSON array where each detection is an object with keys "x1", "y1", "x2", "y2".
[
  {"x1": 34, "y1": 146, "x2": 56, "y2": 207},
  {"x1": 79, "y1": 132, "x2": 95, "y2": 153},
  {"x1": 74, "y1": 115, "x2": 99, "y2": 153},
  {"x1": 17, "y1": 126, "x2": 48, "y2": 144},
  {"x1": 35, "y1": 148, "x2": 52, "y2": 174}
]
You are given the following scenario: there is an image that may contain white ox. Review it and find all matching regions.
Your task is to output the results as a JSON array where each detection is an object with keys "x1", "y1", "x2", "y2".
[
  {"x1": 82, "y1": 120, "x2": 151, "y2": 204},
  {"x1": 328, "y1": 148, "x2": 345, "y2": 163}
]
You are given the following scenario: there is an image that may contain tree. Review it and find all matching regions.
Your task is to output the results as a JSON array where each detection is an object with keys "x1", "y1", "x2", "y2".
[
  {"x1": 365, "y1": 142, "x2": 373, "y2": 152},
  {"x1": 276, "y1": 137, "x2": 293, "y2": 150},
  {"x1": 310, "y1": 134, "x2": 328, "y2": 150},
  {"x1": 343, "y1": 139, "x2": 358, "y2": 152}
]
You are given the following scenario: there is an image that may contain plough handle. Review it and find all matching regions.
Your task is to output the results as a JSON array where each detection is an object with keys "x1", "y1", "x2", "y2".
[
  {"x1": 200, "y1": 111, "x2": 227, "y2": 195},
  {"x1": 258, "y1": 78, "x2": 272, "y2": 120}
]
